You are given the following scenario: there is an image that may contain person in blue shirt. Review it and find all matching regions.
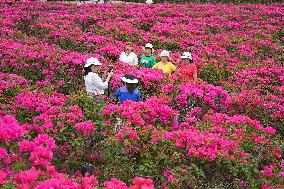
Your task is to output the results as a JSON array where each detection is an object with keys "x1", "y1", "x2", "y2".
[{"x1": 113, "y1": 73, "x2": 141, "y2": 103}]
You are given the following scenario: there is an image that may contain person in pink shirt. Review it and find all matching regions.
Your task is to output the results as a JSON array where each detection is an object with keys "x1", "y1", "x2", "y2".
[{"x1": 179, "y1": 52, "x2": 198, "y2": 83}]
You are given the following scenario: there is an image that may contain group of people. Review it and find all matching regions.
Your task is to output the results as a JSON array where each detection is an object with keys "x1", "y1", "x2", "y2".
[
  {"x1": 84, "y1": 42, "x2": 198, "y2": 104},
  {"x1": 118, "y1": 42, "x2": 197, "y2": 81}
]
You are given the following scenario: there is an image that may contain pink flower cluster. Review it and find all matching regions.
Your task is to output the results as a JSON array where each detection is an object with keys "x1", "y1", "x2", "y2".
[
  {"x1": 75, "y1": 121, "x2": 96, "y2": 137},
  {"x1": 0, "y1": 73, "x2": 29, "y2": 94},
  {"x1": 19, "y1": 134, "x2": 55, "y2": 168},
  {"x1": 104, "y1": 97, "x2": 177, "y2": 127},
  {"x1": 177, "y1": 83, "x2": 233, "y2": 111},
  {"x1": 163, "y1": 113, "x2": 281, "y2": 161},
  {"x1": 16, "y1": 91, "x2": 66, "y2": 113},
  {"x1": 104, "y1": 177, "x2": 155, "y2": 189},
  {"x1": 0, "y1": 115, "x2": 26, "y2": 143}
]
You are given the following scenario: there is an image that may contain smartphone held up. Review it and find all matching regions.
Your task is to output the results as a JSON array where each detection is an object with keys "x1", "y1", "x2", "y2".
[{"x1": 108, "y1": 65, "x2": 113, "y2": 73}]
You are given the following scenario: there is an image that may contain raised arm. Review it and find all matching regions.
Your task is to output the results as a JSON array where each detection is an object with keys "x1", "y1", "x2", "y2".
[{"x1": 91, "y1": 72, "x2": 113, "y2": 90}]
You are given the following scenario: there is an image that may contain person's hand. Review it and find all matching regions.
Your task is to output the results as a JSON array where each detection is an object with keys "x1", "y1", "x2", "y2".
[
  {"x1": 106, "y1": 71, "x2": 114, "y2": 82},
  {"x1": 107, "y1": 71, "x2": 114, "y2": 78},
  {"x1": 102, "y1": 71, "x2": 108, "y2": 80},
  {"x1": 103, "y1": 71, "x2": 108, "y2": 76},
  {"x1": 176, "y1": 68, "x2": 181, "y2": 74}
]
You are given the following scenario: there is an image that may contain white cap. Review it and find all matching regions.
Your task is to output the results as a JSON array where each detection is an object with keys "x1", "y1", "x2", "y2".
[
  {"x1": 160, "y1": 50, "x2": 170, "y2": 57},
  {"x1": 84, "y1": 57, "x2": 102, "y2": 67},
  {"x1": 180, "y1": 52, "x2": 192, "y2": 60},
  {"x1": 145, "y1": 43, "x2": 153, "y2": 49}
]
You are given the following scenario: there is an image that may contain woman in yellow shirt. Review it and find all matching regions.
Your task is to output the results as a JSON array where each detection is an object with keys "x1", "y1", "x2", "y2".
[{"x1": 152, "y1": 50, "x2": 176, "y2": 75}]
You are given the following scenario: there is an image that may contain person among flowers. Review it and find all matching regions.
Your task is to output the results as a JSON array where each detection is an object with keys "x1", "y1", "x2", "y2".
[
  {"x1": 152, "y1": 50, "x2": 176, "y2": 75},
  {"x1": 84, "y1": 57, "x2": 113, "y2": 103},
  {"x1": 119, "y1": 42, "x2": 138, "y2": 66},
  {"x1": 113, "y1": 73, "x2": 141, "y2": 103},
  {"x1": 139, "y1": 43, "x2": 156, "y2": 68},
  {"x1": 179, "y1": 52, "x2": 198, "y2": 83}
]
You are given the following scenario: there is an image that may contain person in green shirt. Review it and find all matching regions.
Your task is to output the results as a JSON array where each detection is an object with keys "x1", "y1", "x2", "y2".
[{"x1": 139, "y1": 43, "x2": 156, "y2": 68}]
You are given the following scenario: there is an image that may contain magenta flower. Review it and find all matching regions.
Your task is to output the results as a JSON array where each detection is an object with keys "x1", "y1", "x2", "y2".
[
  {"x1": 104, "y1": 178, "x2": 128, "y2": 189},
  {"x1": 0, "y1": 147, "x2": 8, "y2": 160},
  {"x1": 34, "y1": 134, "x2": 56, "y2": 150},
  {"x1": 29, "y1": 146, "x2": 53, "y2": 167},
  {"x1": 14, "y1": 168, "x2": 39, "y2": 184},
  {"x1": 0, "y1": 170, "x2": 8, "y2": 185},
  {"x1": 261, "y1": 165, "x2": 275, "y2": 178},
  {"x1": 75, "y1": 121, "x2": 96, "y2": 137},
  {"x1": 0, "y1": 115, "x2": 26, "y2": 142},
  {"x1": 82, "y1": 176, "x2": 99, "y2": 189},
  {"x1": 130, "y1": 177, "x2": 155, "y2": 189}
]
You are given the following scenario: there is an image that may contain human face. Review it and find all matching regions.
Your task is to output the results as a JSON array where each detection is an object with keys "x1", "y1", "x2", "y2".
[
  {"x1": 145, "y1": 48, "x2": 152, "y2": 56},
  {"x1": 90, "y1": 65, "x2": 99, "y2": 72},
  {"x1": 182, "y1": 58, "x2": 191, "y2": 65},
  {"x1": 125, "y1": 45, "x2": 132, "y2": 52},
  {"x1": 161, "y1": 56, "x2": 168, "y2": 63}
]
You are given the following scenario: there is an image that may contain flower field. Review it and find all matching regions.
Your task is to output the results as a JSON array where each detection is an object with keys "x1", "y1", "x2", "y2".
[{"x1": 0, "y1": 1, "x2": 283, "y2": 188}]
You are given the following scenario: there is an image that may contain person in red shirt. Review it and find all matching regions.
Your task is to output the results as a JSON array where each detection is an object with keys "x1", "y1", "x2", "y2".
[{"x1": 179, "y1": 52, "x2": 198, "y2": 83}]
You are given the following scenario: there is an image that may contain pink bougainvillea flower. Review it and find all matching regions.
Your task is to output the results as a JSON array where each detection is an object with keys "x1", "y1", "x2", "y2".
[
  {"x1": 14, "y1": 168, "x2": 39, "y2": 184},
  {"x1": 75, "y1": 120, "x2": 96, "y2": 137},
  {"x1": 104, "y1": 178, "x2": 128, "y2": 189},
  {"x1": 130, "y1": 177, "x2": 155, "y2": 189},
  {"x1": 0, "y1": 115, "x2": 26, "y2": 142}
]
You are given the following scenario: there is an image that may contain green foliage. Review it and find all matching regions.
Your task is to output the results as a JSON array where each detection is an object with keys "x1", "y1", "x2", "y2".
[{"x1": 199, "y1": 63, "x2": 231, "y2": 86}]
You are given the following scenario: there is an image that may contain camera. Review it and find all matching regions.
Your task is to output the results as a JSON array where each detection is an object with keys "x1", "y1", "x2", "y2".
[{"x1": 108, "y1": 65, "x2": 113, "y2": 72}]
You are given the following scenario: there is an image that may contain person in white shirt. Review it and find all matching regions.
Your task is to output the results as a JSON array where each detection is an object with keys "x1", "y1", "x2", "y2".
[
  {"x1": 84, "y1": 57, "x2": 113, "y2": 103},
  {"x1": 119, "y1": 42, "x2": 138, "y2": 66}
]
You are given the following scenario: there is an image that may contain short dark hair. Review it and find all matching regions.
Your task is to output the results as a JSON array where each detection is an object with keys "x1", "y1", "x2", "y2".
[{"x1": 126, "y1": 83, "x2": 137, "y2": 93}]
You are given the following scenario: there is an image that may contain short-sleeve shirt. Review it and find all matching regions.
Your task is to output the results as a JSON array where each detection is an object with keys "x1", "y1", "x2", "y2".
[
  {"x1": 139, "y1": 55, "x2": 156, "y2": 68},
  {"x1": 113, "y1": 86, "x2": 141, "y2": 103},
  {"x1": 119, "y1": 52, "x2": 138, "y2": 66},
  {"x1": 152, "y1": 62, "x2": 176, "y2": 75},
  {"x1": 180, "y1": 63, "x2": 197, "y2": 82}
]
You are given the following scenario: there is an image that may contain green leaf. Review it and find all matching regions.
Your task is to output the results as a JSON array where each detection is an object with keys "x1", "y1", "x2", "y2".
[{"x1": 2, "y1": 184, "x2": 16, "y2": 189}]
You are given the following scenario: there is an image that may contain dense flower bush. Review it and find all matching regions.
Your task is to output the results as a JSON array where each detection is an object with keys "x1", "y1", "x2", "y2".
[
  {"x1": 126, "y1": 0, "x2": 283, "y2": 4},
  {"x1": 0, "y1": 1, "x2": 283, "y2": 188}
]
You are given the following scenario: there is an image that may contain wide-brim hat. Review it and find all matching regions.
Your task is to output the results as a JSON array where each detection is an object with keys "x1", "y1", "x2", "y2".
[
  {"x1": 120, "y1": 73, "x2": 138, "y2": 84},
  {"x1": 180, "y1": 52, "x2": 192, "y2": 60},
  {"x1": 84, "y1": 57, "x2": 102, "y2": 67}
]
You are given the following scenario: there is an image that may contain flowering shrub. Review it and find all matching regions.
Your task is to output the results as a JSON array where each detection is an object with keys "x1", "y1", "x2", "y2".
[
  {"x1": 126, "y1": 0, "x2": 283, "y2": 4},
  {"x1": 104, "y1": 97, "x2": 177, "y2": 128},
  {"x1": 176, "y1": 83, "x2": 233, "y2": 123},
  {"x1": 0, "y1": 115, "x2": 26, "y2": 142},
  {"x1": 0, "y1": 1, "x2": 283, "y2": 188}
]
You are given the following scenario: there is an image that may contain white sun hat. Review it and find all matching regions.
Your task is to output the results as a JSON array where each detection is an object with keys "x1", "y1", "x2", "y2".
[
  {"x1": 146, "y1": 0, "x2": 153, "y2": 4},
  {"x1": 145, "y1": 43, "x2": 153, "y2": 49},
  {"x1": 84, "y1": 57, "x2": 102, "y2": 67},
  {"x1": 160, "y1": 50, "x2": 170, "y2": 57},
  {"x1": 120, "y1": 73, "x2": 139, "y2": 84},
  {"x1": 180, "y1": 52, "x2": 192, "y2": 60}
]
